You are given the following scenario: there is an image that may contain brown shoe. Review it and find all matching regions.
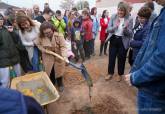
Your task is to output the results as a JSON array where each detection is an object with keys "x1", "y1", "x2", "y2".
[
  {"x1": 105, "y1": 74, "x2": 113, "y2": 80},
  {"x1": 115, "y1": 75, "x2": 122, "y2": 82}
]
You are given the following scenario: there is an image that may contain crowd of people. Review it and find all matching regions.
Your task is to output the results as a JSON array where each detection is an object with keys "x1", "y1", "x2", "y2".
[{"x1": 0, "y1": 0, "x2": 165, "y2": 113}]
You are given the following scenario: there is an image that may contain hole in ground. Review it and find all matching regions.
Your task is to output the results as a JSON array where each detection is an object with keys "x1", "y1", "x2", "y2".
[{"x1": 72, "y1": 96, "x2": 127, "y2": 114}]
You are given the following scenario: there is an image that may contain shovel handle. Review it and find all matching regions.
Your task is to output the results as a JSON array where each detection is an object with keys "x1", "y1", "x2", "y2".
[{"x1": 46, "y1": 50, "x2": 69, "y2": 63}]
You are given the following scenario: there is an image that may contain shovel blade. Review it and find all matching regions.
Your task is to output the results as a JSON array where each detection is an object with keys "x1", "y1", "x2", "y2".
[{"x1": 80, "y1": 64, "x2": 93, "y2": 87}]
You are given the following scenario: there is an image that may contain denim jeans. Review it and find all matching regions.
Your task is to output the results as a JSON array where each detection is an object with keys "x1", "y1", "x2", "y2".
[
  {"x1": 84, "y1": 40, "x2": 92, "y2": 58},
  {"x1": 138, "y1": 90, "x2": 165, "y2": 114},
  {"x1": 0, "y1": 64, "x2": 21, "y2": 88}
]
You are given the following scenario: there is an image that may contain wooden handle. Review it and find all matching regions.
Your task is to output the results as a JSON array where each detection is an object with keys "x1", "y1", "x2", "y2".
[{"x1": 46, "y1": 50, "x2": 69, "y2": 63}]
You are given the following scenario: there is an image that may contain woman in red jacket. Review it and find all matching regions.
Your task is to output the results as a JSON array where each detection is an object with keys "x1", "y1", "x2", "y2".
[
  {"x1": 82, "y1": 10, "x2": 93, "y2": 59},
  {"x1": 99, "y1": 10, "x2": 110, "y2": 56}
]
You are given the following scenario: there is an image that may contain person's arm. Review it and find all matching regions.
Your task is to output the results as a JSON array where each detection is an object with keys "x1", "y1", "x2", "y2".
[
  {"x1": 51, "y1": 16, "x2": 60, "y2": 28},
  {"x1": 9, "y1": 31, "x2": 25, "y2": 50},
  {"x1": 130, "y1": 40, "x2": 143, "y2": 48},
  {"x1": 123, "y1": 18, "x2": 133, "y2": 38},
  {"x1": 130, "y1": 26, "x2": 149, "y2": 48},
  {"x1": 58, "y1": 33, "x2": 67, "y2": 58},
  {"x1": 100, "y1": 18, "x2": 108, "y2": 28},
  {"x1": 34, "y1": 38, "x2": 47, "y2": 53},
  {"x1": 130, "y1": 25, "x2": 165, "y2": 87},
  {"x1": 96, "y1": 17, "x2": 100, "y2": 33},
  {"x1": 107, "y1": 14, "x2": 117, "y2": 33},
  {"x1": 60, "y1": 19, "x2": 66, "y2": 30}
]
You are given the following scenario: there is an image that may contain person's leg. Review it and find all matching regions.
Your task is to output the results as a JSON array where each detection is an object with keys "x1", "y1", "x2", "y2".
[
  {"x1": 108, "y1": 38, "x2": 118, "y2": 75},
  {"x1": 99, "y1": 41, "x2": 104, "y2": 56},
  {"x1": 89, "y1": 40, "x2": 93, "y2": 56},
  {"x1": 84, "y1": 40, "x2": 90, "y2": 59},
  {"x1": 93, "y1": 39, "x2": 96, "y2": 55},
  {"x1": 50, "y1": 66, "x2": 56, "y2": 85},
  {"x1": 91, "y1": 39, "x2": 95, "y2": 55},
  {"x1": 0, "y1": 67, "x2": 10, "y2": 88},
  {"x1": 104, "y1": 41, "x2": 108, "y2": 55},
  {"x1": 13, "y1": 63, "x2": 21, "y2": 77},
  {"x1": 72, "y1": 43, "x2": 79, "y2": 62},
  {"x1": 79, "y1": 46, "x2": 85, "y2": 62},
  {"x1": 56, "y1": 77, "x2": 64, "y2": 92},
  {"x1": 117, "y1": 38, "x2": 127, "y2": 76},
  {"x1": 83, "y1": 41, "x2": 88, "y2": 58}
]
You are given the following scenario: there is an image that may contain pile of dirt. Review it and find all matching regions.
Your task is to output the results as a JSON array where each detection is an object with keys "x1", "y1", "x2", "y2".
[
  {"x1": 64, "y1": 61, "x2": 105, "y2": 87},
  {"x1": 72, "y1": 96, "x2": 127, "y2": 114}
]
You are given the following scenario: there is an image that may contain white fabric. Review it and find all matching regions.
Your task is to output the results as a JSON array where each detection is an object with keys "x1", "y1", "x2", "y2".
[
  {"x1": 75, "y1": 31, "x2": 81, "y2": 40},
  {"x1": 19, "y1": 21, "x2": 40, "y2": 62},
  {"x1": 104, "y1": 18, "x2": 108, "y2": 24},
  {"x1": 19, "y1": 27, "x2": 40, "y2": 46},
  {"x1": 0, "y1": 67, "x2": 10, "y2": 88},
  {"x1": 25, "y1": 46, "x2": 34, "y2": 62},
  {"x1": 115, "y1": 18, "x2": 125, "y2": 36},
  {"x1": 65, "y1": 39, "x2": 74, "y2": 58}
]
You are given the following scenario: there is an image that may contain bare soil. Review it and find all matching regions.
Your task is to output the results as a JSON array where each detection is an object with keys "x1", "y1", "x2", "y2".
[{"x1": 47, "y1": 39, "x2": 137, "y2": 114}]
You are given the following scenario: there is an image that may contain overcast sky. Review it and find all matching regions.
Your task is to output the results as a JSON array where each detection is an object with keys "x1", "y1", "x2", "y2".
[{"x1": 2, "y1": 0, "x2": 96, "y2": 11}]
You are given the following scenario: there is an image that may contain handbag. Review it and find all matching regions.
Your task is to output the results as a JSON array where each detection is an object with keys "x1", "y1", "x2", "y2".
[{"x1": 128, "y1": 48, "x2": 133, "y2": 66}]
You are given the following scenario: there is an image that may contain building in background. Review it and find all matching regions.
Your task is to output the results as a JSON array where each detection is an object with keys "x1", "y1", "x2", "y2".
[
  {"x1": 96, "y1": 0, "x2": 161, "y2": 17},
  {"x1": 0, "y1": 1, "x2": 20, "y2": 14}
]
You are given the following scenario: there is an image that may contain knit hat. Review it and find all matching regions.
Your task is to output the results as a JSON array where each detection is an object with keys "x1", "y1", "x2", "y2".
[{"x1": 73, "y1": 19, "x2": 81, "y2": 28}]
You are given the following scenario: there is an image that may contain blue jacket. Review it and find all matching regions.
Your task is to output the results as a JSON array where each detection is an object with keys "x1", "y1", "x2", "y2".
[
  {"x1": 0, "y1": 88, "x2": 27, "y2": 114},
  {"x1": 0, "y1": 88, "x2": 44, "y2": 114},
  {"x1": 130, "y1": 22, "x2": 150, "y2": 60},
  {"x1": 130, "y1": 7, "x2": 165, "y2": 98},
  {"x1": 91, "y1": 15, "x2": 99, "y2": 39}
]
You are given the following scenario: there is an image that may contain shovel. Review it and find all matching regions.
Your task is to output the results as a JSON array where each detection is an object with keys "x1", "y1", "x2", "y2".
[{"x1": 46, "y1": 50, "x2": 93, "y2": 88}]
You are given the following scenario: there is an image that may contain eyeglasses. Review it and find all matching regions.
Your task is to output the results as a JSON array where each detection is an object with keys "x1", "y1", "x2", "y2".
[{"x1": 43, "y1": 30, "x2": 52, "y2": 36}]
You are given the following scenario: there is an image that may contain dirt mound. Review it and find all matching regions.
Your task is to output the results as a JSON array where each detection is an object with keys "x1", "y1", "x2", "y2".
[
  {"x1": 47, "y1": 39, "x2": 137, "y2": 114},
  {"x1": 72, "y1": 96, "x2": 126, "y2": 114},
  {"x1": 64, "y1": 60, "x2": 106, "y2": 87}
]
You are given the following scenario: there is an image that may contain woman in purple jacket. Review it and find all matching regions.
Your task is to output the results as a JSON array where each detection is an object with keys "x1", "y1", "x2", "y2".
[{"x1": 130, "y1": 7, "x2": 152, "y2": 64}]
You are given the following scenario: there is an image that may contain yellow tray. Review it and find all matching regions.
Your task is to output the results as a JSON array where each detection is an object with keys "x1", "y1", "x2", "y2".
[{"x1": 11, "y1": 72, "x2": 60, "y2": 106}]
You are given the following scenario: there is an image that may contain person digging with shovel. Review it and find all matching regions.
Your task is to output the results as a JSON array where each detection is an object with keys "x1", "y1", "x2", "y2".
[{"x1": 35, "y1": 21, "x2": 67, "y2": 92}]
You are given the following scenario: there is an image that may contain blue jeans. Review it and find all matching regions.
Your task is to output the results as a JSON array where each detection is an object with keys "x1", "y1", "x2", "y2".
[{"x1": 138, "y1": 90, "x2": 165, "y2": 114}]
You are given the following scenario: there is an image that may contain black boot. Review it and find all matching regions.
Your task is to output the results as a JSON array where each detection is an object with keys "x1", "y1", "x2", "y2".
[
  {"x1": 56, "y1": 77, "x2": 64, "y2": 92},
  {"x1": 99, "y1": 43, "x2": 103, "y2": 56},
  {"x1": 104, "y1": 42, "x2": 108, "y2": 56}
]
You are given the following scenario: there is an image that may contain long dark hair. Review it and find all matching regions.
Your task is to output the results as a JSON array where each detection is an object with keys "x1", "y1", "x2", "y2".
[
  {"x1": 91, "y1": 7, "x2": 97, "y2": 15},
  {"x1": 64, "y1": 10, "x2": 69, "y2": 17},
  {"x1": 16, "y1": 15, "x2": 35, "y2": 33},
  {"x1": 101, "y1": 10, "x2": 107, "y2": 18}
]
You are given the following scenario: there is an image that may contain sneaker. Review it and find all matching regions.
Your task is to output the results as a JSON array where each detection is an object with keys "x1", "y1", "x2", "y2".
[
  {"x1": 115, "y1": 75, "x2": 122, "y2": 82},
  {"x1": 105, "y1": 74, "x2": 113, "y2": 80}
]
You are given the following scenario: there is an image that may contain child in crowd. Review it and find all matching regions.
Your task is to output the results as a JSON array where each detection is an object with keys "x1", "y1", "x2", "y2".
[
  {"x1": 82, "y1": 10, "x2": 93, "y2": 59},
  {"x1": 72, "y1": 19, "x2": 85, "y2": 62}
]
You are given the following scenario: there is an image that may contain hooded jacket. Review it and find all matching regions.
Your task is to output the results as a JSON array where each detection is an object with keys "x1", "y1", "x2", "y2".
[{"x1": 0, "y1": 27, "x2": 20, "y2": 67}]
